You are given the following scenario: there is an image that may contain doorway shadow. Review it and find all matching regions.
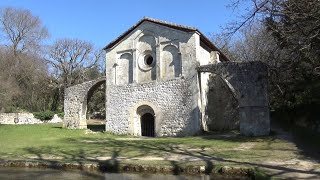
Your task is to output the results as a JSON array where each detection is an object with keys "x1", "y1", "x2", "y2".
[{"x1": 87, "y1": 124, "x2": 105, "y2": 132}]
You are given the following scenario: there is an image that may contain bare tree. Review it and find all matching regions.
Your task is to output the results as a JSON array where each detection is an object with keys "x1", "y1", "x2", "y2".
[
  {"x1": 0, "y1": 47, "x2": 20, "y2": 111},
  {"x1": 0, "y1": 7, "x2": 49, "y2": 55},
  {"x1": 219, "y1": 0, "x2": 320, "y2": 109},
  {"x1": 47, "y1": 38, "x2": 103, "y2": 88},
  {"x1": 225, "y1": 0, "x2": 320, "y2": 62},
  {"x1": 0, "y1": 7, "x2": 52, "y2": 112}
]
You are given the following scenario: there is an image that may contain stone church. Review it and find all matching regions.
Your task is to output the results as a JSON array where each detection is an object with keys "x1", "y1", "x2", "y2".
[{"x1": 63, "y1": 17, "x2": 270, "y2": 137}]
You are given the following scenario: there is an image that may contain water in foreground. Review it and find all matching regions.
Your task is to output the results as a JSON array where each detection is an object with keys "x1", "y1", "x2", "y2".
[{"x1": 0, "y1": 167, "x2": 250, "y2": 180}]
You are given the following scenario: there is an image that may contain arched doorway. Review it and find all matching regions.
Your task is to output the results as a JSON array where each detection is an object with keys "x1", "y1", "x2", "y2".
[
  {"x1": 140, "y1": 113, "x2": 155, "y2": 137},
  {"x1": 86, "y1": 81, "x2": 106, "y2": 132},
  {"x1": 63, "y1": 77, "x2": 106, "y2": 130},
  {"x1": 135, "y1": 104, "x2": 156, "y2": 137}
]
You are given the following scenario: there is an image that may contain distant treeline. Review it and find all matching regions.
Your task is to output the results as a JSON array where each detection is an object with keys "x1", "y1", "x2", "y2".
[{"x1": 0, "y1": 7, "x2": 105, "y2": 115}]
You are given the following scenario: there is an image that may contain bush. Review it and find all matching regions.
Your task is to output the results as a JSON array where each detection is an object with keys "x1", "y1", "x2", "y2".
[
  {"x1": 33, "y1": 111, "x2": 55, "y2": 121},
  {"x1": 4, "y1": 106, "x2": 27, "y2": 113},
  {"x1": 57, "y1": 112, "x2": 64, "y2": 118}
]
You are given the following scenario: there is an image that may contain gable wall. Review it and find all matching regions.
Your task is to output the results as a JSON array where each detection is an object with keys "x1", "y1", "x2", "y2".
[
  {"x1": 104, "y1": 21, "x2": 202, "y2": 136},
  {"x1": 105, "y1": 21, "x2": 199, "y2": 86}
]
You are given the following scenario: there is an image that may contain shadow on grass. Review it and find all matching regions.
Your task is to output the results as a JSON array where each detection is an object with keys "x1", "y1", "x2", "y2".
[
  {"x1": 271, "y1": 105, "x2": 320, "y2": 162},
  {"x1": 51, "y1": 126, "x2": 63, "y2": 129},
  {"x1": 51, "y1": 124, "x2": 105, "y2": 132},
  {"x1": 19, "y1": 129, "x2": 320, "y2": 179},
  {"x1": 290, "y1": 127, "x2": 320, "y2": 160},
  {"x1": 87, "y1": 124, "x2": 105, "y2": 132},
  {"x1": 200, "y1": 132, "x2": 276, "y2": 143},
  {"x1": 203, "y1": 127, "x2": 320, "y2": 164},
  {"x1": 271, "y1": 117, "x2": 320, "y2": 162}
]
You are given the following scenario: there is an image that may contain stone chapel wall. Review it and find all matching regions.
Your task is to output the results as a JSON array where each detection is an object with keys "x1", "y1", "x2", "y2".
[
  {"x1": 106, "y1": 77, "x2": 200, "y2": 136},
  {"x1": 104, "y1": 21, "x2": 201, "y2": 136}
]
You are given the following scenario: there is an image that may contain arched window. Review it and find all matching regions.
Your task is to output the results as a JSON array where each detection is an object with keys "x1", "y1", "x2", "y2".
[
  {"x1": 162, "y1": 45, "x2": 181, "y2": 79},
  {"x1": 117, "y1": 53, "x2": 133, "y2": 84}
]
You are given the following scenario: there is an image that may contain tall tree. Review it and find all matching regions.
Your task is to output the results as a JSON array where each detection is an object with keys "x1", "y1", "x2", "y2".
[
  {"x1": 46, "y1": 38, "x2": 104, "y2": 111},
  {"x1": 0, "y1": 7, "x2": 52, "y2": 112},
  {"x1": 0, "y1": 7, "x2": 49, "y2": 55},
  {"x1": 47, "y1": 38, "x2": 103, "y2": 88},
  {"x1": 226, "y1": 0, "x2": 320, "y2": 68},
  {"x1": 0, "y1": 47, "x2": 20, "y2": 111},
  {"x1": 222, "y1": 0, "x2": 320, "y2": 108}
]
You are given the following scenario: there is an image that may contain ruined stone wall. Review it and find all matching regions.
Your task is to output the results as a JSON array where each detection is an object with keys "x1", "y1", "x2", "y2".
[
  {"x1": 206, "y1": 74, "x2": 239, "y2": 131},
  {"x1": 63, "y1": 78, "x2": 105, "y2": 129},
  {"x1": 197, "y1": 44, "x2": 216, "y2": 131},
  {"x1": 106, "y1": 77, "x2": 201, "y2": 136},
  {"x1": 198, "y1": 61, "x2": 270, "y2": 136},
  {"x1": 0, "y1": 113, "x2": 42, "y2": 124}
]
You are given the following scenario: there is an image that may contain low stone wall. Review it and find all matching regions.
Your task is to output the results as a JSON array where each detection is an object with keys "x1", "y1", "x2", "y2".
[{"x1": 0, "y1": 113, "x2": 43, "y2": 124}]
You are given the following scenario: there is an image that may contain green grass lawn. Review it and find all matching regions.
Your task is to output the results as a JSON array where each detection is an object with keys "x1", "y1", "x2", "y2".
[
  {"x1": 1, "y1": 123, "x2": 319, "y2": 180},
  {"x1": 0, "y1": 123, "x2": 302, "y2": 167}
]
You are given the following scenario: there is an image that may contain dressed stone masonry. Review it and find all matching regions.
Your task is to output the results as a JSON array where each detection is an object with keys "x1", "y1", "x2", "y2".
[
  {"x1": 198, "y1": 61, "x2": 270, "y2": 136},
  {"x1": 63, "y1": 17, "x2": 270, "y2": 136}
]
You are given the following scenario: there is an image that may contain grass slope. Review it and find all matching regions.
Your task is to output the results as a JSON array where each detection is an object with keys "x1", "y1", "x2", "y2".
[
  {"x1": 0, "y1": 124, "x2": 298, "y2": 163},
  {"x1": 0, "y1": 123, "x2": 319, "y2": 179}
]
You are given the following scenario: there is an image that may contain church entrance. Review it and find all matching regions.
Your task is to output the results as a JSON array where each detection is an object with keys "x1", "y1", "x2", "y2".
[{"x1": 140, "y1": 113, "x2": 155, "y2": 137}]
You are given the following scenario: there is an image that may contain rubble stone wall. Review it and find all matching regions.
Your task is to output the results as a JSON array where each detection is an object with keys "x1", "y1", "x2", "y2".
[
  {"x1": 63, "y1": 77, "x2": 106, "y2": 129},
  {"x1": 106, "y1": 77, "x2": 201, "y2": 136},
  {"x1": 0, "y1": 113, "x2": 42, "y2": 124}
]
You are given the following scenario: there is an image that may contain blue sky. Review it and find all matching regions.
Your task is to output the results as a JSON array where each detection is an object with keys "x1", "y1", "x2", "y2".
[{"x1": 0, "y1": 0, "x2": 242, "y2": 48}]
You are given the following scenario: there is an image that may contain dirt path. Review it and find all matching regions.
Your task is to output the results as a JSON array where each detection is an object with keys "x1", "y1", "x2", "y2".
[{"x1": 263, "y1": 125, "x2": 320, "y2": 179}]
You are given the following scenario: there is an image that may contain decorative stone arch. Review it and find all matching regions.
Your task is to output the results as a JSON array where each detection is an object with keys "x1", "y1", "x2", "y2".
[
  {"x1": 117, "y1": 52, "x2": 133, "y2": 84},
  {"x1": 198, "y1": 61, "x2": 270, "y2": 136},
  {"x1": 204, "y1": 74, "x2": 240, "y2": 131},
  {"x1": 134, "y1": 30, "x2": 158, "y2": 46},
  {"x1": 135, "y1": 32, "x2": 158, "y2": 83},
  {"x1": 162, "y1": 43, "x2": 179, "y2": 50},
  {"x1": 135, "y1": 31, "x2": 157, "y2": 55},
  {"x1": 128, "y1": 101, "x2": 161, "y2": 137},
  {"x1": 161, "y1": 44, "x2": 182, "y2": 79},
  {"x1": 63, "y1": 77, "x2": 106, "y2": 129}
]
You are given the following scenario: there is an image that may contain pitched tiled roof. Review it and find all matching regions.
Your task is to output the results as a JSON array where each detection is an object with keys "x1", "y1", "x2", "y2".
[{"x1": 104, "y1": 17, "x2": 229, "y2": 61}]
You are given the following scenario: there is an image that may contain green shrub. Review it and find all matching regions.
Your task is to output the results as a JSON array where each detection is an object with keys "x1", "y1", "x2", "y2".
[
  {"x1": 33, "y1": 111, "x2": 55, "y2": 121},
  {"x1": 57, "y1": 112, "x2": 64, "y2": 118},
  {"x1": 4, "y1": 106, "x2": 27, "y2": 113}
]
